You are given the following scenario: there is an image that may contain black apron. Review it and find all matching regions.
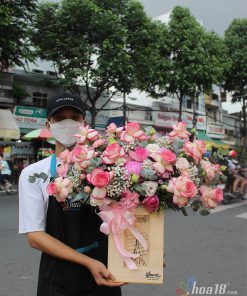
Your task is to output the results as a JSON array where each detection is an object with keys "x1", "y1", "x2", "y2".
[{"x1": 37, "y1": 155, "x2": 121, "y2": 296}]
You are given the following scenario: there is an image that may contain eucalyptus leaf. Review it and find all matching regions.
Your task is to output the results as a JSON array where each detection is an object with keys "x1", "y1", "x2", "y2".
[
  {"x1": 140, "y1": 169, "x2": 158, "y2": 180},
  {"x1": 70, "y1": 193, "x2": 88, "y2": 202}
]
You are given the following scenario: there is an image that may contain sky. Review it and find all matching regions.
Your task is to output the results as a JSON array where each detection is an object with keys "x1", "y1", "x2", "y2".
[{"x1": 139, "y1": 0, "x2": 247, "y2": 36}]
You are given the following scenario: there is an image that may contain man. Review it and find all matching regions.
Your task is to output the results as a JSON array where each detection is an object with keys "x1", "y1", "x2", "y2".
[
  {"x1": 19, "y1": 92, "x2": 123, "y2": 296},
  {"x1": 0, "y1": 154, "x2": 12, "y2": 192}
]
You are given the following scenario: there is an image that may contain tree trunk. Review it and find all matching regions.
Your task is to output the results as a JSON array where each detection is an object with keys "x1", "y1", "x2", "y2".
[
  {"x1": 90, "y1": 104, "x2": 97, "y2": 129},
  {"x1": 123, "y1": 92, "x2": 127, "y2": 125},
  {"x1": 192, "y1": 94, "x2": 197, "y2": 129},
  {"x1": 178, "y1": 96, "x2": 183, "y2": 122}
]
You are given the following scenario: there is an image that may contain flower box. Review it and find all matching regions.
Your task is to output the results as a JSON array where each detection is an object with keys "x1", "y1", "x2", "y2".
[{"x1": 107, "y1": 207, "x2": 164, "y2": 284}]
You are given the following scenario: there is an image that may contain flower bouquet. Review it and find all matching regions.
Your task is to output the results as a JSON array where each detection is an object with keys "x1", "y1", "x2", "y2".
[{"x1": 33, "y1": 121, "x2": 224, "y2": 281}]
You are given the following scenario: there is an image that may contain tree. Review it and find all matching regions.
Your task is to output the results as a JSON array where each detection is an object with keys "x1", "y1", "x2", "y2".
[
  {"x1": 0, "y1": 0, "x2": 37, "y2": 69},
  {"x1": 224, "y1": 19, "x2": 247, "y2": 160},
  {"x1": 145, "y1": 6, "x2": 227, "y2": 125},
  {"x1": 32, "y1": 0, "x2": 157, "y2": 127}
]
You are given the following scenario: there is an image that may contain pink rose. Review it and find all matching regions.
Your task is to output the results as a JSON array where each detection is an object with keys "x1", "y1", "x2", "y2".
[
  {"x1": 167, "y1": 176, "x2": 198, "y2": 207},
  {"x1": 129, "y1": 146, "x2": 149, "y2": 162},
  {"x1": 92, "y1": 138, "x2": 106, "y2": 148},
  {"x1": 47, "y1": 177, "x2": 73, "y2": 202},
  {"x1": 183, "y1": 140, "x2": 206, "y2": 164},
  {"x1": 87, "y1": 169, "x2": 114, "y2": 200},
  {"x1": 57, "y1": 163, "x2": 69, "y2": 177},
  {"x1": 168, "y1": 122, "x2": 190, "y2": 141},
  {"x1": 125, "y1": 161, "x2": 142, "y2": 175},
  {"x1": 59, "y1": 149, "x2": 72, "y2": 164},
  {"x1": 106, "y1": 123, "x2": 124, "y2": 135},
  {"x1": 200, "y1": 185, "x2": 223, "y2": 209},
  {"x1": 72, "y1": 145, "x2": 96, "y2": 170},
  {"x1": 142, "y1": 195, "x2": 160, "y2": 212},
  {"x1": 200, "y1": 159, "x2": 221, "y2": 180},
  {"x1": 102, "y1": 143, "x2": 126, "y2": 164},
  {"x1": 120, "y1": 190, "x2": 140, "y2": 210},
  {"x1": 74, "y1": 125, "x2": 99, "y2": 144},
  {"x1": 87, "y1": 168, "x2": 113, "y2": 188},
  {"x1": 47, "y1": 182, "x2": 57, "y2": 196},
  {"x1": 151, "y1": 149, "x2": 176, "y2": 174},
  {"x1": 120, "y1": 122, "x2": 147, "y2": 142},
  {"x1": 176, "y1": 157, "x2": 190, "y2": 171}
]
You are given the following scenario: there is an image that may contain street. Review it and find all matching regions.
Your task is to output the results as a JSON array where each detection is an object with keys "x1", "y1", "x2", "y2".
[{"x1": 0, "y1": 192, "x2": 246, "y2": 296}]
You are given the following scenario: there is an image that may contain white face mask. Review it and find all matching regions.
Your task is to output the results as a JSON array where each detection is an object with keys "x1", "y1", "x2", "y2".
[{"x1": 49, "y1": 119, "x2": 81, "y2": 147}]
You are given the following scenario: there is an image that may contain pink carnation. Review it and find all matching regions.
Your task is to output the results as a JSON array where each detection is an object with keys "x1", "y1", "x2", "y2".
[
  {"x1": 125, "y1": 161, "x2": 142, "y2": 175},
  {"x1": 120, "y1": 190, "x2": 140, "y2": 210},
  {"x1": 129, "y1": 146, "x2": 149, "y2": 162},
  {"x1": 142, "y1": 195, "x2": 160, "y2": 212}
]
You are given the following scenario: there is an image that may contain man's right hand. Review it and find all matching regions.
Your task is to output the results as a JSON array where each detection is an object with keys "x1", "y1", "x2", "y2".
[{"x1": 87, "y1": 259, "x2": 125, "y2": 287}]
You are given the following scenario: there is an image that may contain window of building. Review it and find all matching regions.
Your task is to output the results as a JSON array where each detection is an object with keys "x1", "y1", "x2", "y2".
[{"x1": 33, "y1": 92, "x2": 47, "y2": 108}]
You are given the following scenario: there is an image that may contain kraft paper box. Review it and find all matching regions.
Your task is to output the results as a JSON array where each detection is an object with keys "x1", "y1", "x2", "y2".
[{"x1": 108, "y1": 207, "x2": 164, "y2": 284}]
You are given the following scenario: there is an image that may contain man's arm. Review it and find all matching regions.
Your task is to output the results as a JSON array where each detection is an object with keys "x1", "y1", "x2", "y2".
[{"x1": 26, "y1": 231, "x2": 124, "y2": 287}]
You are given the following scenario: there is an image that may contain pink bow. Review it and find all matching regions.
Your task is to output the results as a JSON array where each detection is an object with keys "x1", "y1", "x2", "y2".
[{"x1": 98, "y1": 200, "x2": 148, "y2": 270}]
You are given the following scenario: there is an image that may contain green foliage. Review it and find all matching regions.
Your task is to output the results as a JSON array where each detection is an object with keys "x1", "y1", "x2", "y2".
[
  {"x1": 224, "y1": 19, "x2": 247, "y2": 94},
  {"x1": 145, "y1": 6, "x2": 228, "y2": 121},
  {"x1": 32, "y1": 0, "x2": 157, "y2": 127},
  {"x1": 0, "y1": 0, "x2": 37, "y2": 69}
]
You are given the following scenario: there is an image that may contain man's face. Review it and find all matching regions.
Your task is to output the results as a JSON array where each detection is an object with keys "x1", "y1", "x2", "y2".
[{"x1": 46, "y1": 106, "x2": 84, "y2": 127}]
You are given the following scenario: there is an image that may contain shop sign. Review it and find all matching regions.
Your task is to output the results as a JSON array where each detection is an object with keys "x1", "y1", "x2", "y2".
[
  {"x1": 14, "y1": 106, "x2": 47, "y2": 129},
  {"x1": 183, "y1": 112, "x2": 206, "y2": 130},
  {"x1": 152, "y1": 105, "x2": 206, "y2": 130},
  {"x1": 152, "y1": 105, "x2": 179, "y2": 128},
  {"x1": 206, "y1": 122, "x2": 225, "y2": 139},
  {"x1": 12, "y1": 144, "x2": 34, "y2": 155}
]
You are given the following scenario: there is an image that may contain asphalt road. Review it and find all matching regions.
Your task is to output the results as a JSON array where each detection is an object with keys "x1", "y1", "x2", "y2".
[{"x1": 0, "y1": 191, "x2": 246, "y2": 296}]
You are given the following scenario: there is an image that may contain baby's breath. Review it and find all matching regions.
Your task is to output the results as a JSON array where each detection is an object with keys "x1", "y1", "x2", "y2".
[{"x1": 106, "y1": 165, "x2": 131, "y2": 201}]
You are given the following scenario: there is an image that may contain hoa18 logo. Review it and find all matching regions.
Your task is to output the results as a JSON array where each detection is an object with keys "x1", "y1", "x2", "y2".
[{"x1": 176, "y1": 276, "x2": 238, "y2": 295}]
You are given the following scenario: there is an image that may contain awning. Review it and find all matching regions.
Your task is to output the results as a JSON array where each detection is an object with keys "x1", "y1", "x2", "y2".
[
  {"x1": 197, "y1": 131, "x2": 229, "y2": 149},
  {"x1": 0, "y1": 109, "x2": 20, "y2": 140},
  {"x1": 107, "y1": 116, "x2": 124, "y2": 127}
]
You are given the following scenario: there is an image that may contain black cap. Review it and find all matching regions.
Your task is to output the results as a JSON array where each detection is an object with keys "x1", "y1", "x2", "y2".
[{"x1": 47, "y1": 92, "x2": 85, "y2": 118}]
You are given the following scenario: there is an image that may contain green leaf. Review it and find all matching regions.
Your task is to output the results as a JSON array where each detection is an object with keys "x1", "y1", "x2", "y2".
[
  {"x1": 70, "y1": 193, "x2": 88, "y2": 202},
  {"x1": 199, "y1": 208, "x2": 210, "y2": 216},
  {"x1": 181, "y1": 207, "x2": 188, "y2": 216},
  {"x1": 191, "y1": 200, "x2": 202, "y2": 211}
]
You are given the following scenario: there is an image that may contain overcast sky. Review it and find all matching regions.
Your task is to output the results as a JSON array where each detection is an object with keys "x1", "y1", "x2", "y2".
[{"x1": 139, "y1": 0, "x2": 247, "y2": 35}]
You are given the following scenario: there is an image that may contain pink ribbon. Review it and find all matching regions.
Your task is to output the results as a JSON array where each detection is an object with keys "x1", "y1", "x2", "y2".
[{"x1": 98, "y1": 200, "x2": 148, "y2": 270}]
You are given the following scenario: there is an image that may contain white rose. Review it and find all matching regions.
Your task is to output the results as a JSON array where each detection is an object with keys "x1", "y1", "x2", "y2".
[
  {"x1": 146, "y1": 143, "x2": 160, "y2": 154},
  {"x1": 141, "y1": 181, "x2": 158, "y2": 196}
]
